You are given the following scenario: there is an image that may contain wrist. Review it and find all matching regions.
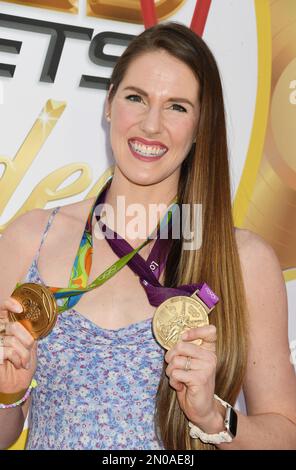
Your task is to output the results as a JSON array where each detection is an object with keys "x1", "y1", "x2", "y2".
[
  {"x1": 0, "y1": 389, "x2": 28, "y2": 406},
  {"x1": 0, "y1": 379, "x2": 37, "y2": 408},
  {"x1": 190, "y1": 398, "x2": 226, "y2": 434},
  {"x1": 188, "y1": 395, "x2": 238, "y2": 445}
]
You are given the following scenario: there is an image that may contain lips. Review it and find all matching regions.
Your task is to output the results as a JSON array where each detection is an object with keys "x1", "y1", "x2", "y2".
[
  {"x1": 128, "y1": 137, "x2": 168, "y2": 150},
  {"x1": 128, "y1": 137, "x2": 168, "y2": 159}
]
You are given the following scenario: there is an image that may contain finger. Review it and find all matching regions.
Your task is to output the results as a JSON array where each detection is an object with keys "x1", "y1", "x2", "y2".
[
  {"x1": 181, "y1": 325, "x2": 217, "y2": 345},
  {"x1": 0, "y1": 298, "x2": 23, "y2": 320},
  {"x1": 5, "y1": 322, "x2": 35, "y2": 350},
  {"x1": 166, "y1": 368, "x2": 185, "y2": 392},
  {"x1": 1, "y1": 346, "x2": 23, "y2": 369},
  {"x1": 0, "y1": 309, "x2": 8, "y2": 321},
  {"x1": 169, "y1": 368, "x2": 209, "y2": 389},
  {"x1": 165, "y1": 341, "x2": 213, "y2": 363},
  {"x1": 1, "y1": 298, "x2": 23, "y2": 314},
  {"x1": 1, "y1": 336, "x2": 31, "y2": 369},
  {"x1": 167, "y1": 366, "x2": 196, "y2": 391},
  {"x1": 169, "y1": 378, "x2": 185, "y2": 393},
  {"x1": 166, "y1": 353, "x2": 216, "y2": 377}
]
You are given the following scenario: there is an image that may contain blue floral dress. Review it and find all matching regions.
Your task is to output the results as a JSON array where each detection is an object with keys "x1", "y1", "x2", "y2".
[{"x1": 24, "y1": 208, "x2": 164, "y2": 450}]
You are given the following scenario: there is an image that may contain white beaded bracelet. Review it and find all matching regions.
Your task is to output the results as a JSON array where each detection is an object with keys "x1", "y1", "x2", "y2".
[{"x1": 188, "y1": 394, "x2": 237, "y2": 445}]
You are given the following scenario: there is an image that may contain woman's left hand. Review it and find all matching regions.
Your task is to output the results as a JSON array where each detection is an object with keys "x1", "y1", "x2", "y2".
[{"x1": 165, "y1": 325, "x2": 223, "y2": 432}]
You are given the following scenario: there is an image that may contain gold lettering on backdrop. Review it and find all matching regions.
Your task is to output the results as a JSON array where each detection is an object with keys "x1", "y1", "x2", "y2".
[
  {"x1": 85, "y1": 166, "x2": 114, "y2": 199},
  {"x1": 235, "y1": 0, "x2": 296, "y2": 272},
  {"x1": 0, "y1": 0, "x2": 78, "y2": 14},
  {"x1": 1, "y1": 164, "x2": 92, "y2": 231},
  {"x1": 0, "y1": 100, "x2": 66, "y2": 214},
  {"x1": 0, "y1": 99, "x2": 91, "y2": 232},
  {"x1": 87, "y1": 0, "x2": 185, "y2": 24}
]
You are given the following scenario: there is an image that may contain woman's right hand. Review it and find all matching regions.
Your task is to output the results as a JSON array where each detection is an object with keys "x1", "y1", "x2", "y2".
[{"x1": 0, "y1": 297, "x2": 37, "y2": 396}]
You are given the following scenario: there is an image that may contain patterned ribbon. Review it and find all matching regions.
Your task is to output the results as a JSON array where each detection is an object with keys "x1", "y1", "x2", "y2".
[
  {"x1": 100, "y1": 210, "x2": 219, "y2": 308},
  {"x1": 45, "y1": 176, "x2": 178, "y2": 313},
  {"x1": 34, "y1": 173, "x2": 217, "y2": 312}
]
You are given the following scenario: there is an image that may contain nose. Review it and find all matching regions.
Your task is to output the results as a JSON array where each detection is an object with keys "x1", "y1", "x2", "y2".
[{"x1": 140, "y1": 106, "x2": 163, "y2": 135}]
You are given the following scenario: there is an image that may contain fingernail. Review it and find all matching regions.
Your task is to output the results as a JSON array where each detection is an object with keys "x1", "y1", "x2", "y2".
[
  {"x1": 25, "y1": 361, "x2": 31, "y2": 370},
  {"x1": 181, "y1": 331, "x2": 188, "y2": 340},
  {"x1": 15, "y1": 304, "x2": 23, "y2": 313}
]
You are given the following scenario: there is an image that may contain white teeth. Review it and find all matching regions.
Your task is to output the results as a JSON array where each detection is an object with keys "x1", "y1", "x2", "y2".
[{"x1": 129, "y1": 140, "x2": 167, "y2": 157}]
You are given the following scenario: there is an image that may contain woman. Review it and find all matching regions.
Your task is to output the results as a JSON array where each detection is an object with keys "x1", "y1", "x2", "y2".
[{"x1": 0, "y1": 22, "x2": 295, "y2": 450}]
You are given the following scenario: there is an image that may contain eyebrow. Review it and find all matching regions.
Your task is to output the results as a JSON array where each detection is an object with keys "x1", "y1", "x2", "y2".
[{"x1": 122, "y1": 86, "x2": 195, "y2": 108}]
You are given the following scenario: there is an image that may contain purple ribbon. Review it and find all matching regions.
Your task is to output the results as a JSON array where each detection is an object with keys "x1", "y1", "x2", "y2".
[{"x1": 94, "y1": 188, "x2": 219, "y2": 308}]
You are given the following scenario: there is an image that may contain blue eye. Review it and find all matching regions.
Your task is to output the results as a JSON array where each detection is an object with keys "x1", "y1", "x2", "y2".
[
  {"x1": 125, "y1": 94, "x2": 142, "y2": 103},
  {"x1": 171, "y1": 104, "x2": 187, "y2": 113},
  {"x1": 125, "y1": 95, "x2": 187, "y2": 112}
]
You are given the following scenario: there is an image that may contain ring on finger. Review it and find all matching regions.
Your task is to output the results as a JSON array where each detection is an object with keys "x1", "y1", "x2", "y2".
[{"x1": 184, "y1": 356, "x2": 191, "y2": 371}]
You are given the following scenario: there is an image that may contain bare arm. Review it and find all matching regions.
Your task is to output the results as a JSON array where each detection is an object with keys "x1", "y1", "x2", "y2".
[
  {"x1": 0, "y1": 407, "x2": 25, "y2": 450},
  {"x1": 0, "y1": 209, "x2": 47, "y2": 299},
  {"x1": 0, "y1": 210, "x2": 47, "y2": 449},
  {"x1": 218, "y1": 231, "x2": 296, "y2": 449}
]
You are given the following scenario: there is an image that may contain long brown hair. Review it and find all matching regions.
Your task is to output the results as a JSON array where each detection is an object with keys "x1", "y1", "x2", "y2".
[{"x1": 108, "y1": 22, "x2": 248, "y2": 450}]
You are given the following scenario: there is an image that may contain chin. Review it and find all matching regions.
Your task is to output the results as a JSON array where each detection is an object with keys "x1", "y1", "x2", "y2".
[{"x1": 119, "y1": 165, "x2": 166, "y2": 187}]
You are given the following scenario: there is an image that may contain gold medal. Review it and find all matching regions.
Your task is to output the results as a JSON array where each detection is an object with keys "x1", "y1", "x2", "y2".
[
  {"x1": 8, "y1": 283, "x2": 58, "y2": 340},
  {"x1": 152, "y1": 294, "x2": 210, "y2": 350}
]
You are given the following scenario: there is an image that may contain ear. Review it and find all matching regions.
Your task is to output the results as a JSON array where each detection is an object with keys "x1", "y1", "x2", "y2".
[
  {"x1": 105, "y1": 83, "x2": 114, "y2": 121},
  {"x1": 107, "y1": 83, "x2": 114, "y2": 101},
  {"x1": 104, "y1": 101, "x2": 111, "y2": 121}
]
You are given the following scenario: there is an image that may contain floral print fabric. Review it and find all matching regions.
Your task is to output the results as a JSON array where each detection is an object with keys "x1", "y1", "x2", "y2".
[{"x1": 24, "y1": 208, "x2": 164, "y2": 450}]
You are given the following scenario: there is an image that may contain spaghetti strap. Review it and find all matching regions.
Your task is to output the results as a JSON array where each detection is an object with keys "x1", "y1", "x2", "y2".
[{"x1": 34, "y1": 207, "x2": 61, "y2": 261}]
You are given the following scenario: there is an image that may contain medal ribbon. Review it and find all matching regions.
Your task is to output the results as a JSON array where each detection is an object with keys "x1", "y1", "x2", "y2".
[
  {"x1": 17, "y1": 173, "x2": 217, "y2": 312},
  {"x1": 45, "y1": 177, "x2": 179, "y2": 313},
  {"x1": 98, "y1": 212, "x2": 219, "y2": 309}
]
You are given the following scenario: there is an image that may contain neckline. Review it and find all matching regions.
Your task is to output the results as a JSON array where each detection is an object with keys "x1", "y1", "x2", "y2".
[{"x1": 31, "y1": 258, "x2": 154, "y2": 334}]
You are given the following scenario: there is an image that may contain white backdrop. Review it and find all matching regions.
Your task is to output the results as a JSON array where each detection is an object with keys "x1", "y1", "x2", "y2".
[
  {"x1": 0, "y1": 0, "x2": 257, "y2": 217},
  {"x1": 0, "y1": 1, "x2": 295, "y2": 427}
]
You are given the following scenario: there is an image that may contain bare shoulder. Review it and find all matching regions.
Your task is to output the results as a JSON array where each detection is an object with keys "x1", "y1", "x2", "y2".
[
  {"x1": 235, "y1": 227, "x2": 273, "y2": 254},
  {"x1": 234, "y1": 227, "x2": 282, "y2": 278},
  {"x1": 234, "y1": 228, "x2": 286, "y2": 323},
  {"x1": 0, "y1": 198, "x2": 96, "y2": 300},
  {"x1": 57, "y1": 197, "x2": 95, "y2": 223},
  {"x1": 45, "y1": 197, "x2": 96, "y2": 243},
  {"x1": 234, "y1": 234, "x2": 296, "y2": 422},
  {"x1": 1, "y1": 198, "x2": 95, "y2": 262},
  {"x1": 0, "y1": 209, "x2": 53, "y2": 300},
  {"x1": 1, "y1": 208, "x2": 49, "y2": 251}
]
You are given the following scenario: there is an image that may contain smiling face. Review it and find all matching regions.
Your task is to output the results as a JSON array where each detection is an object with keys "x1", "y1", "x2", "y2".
[{"x1": 106, "y1": 50, "x2": 200, "y2": 188}]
